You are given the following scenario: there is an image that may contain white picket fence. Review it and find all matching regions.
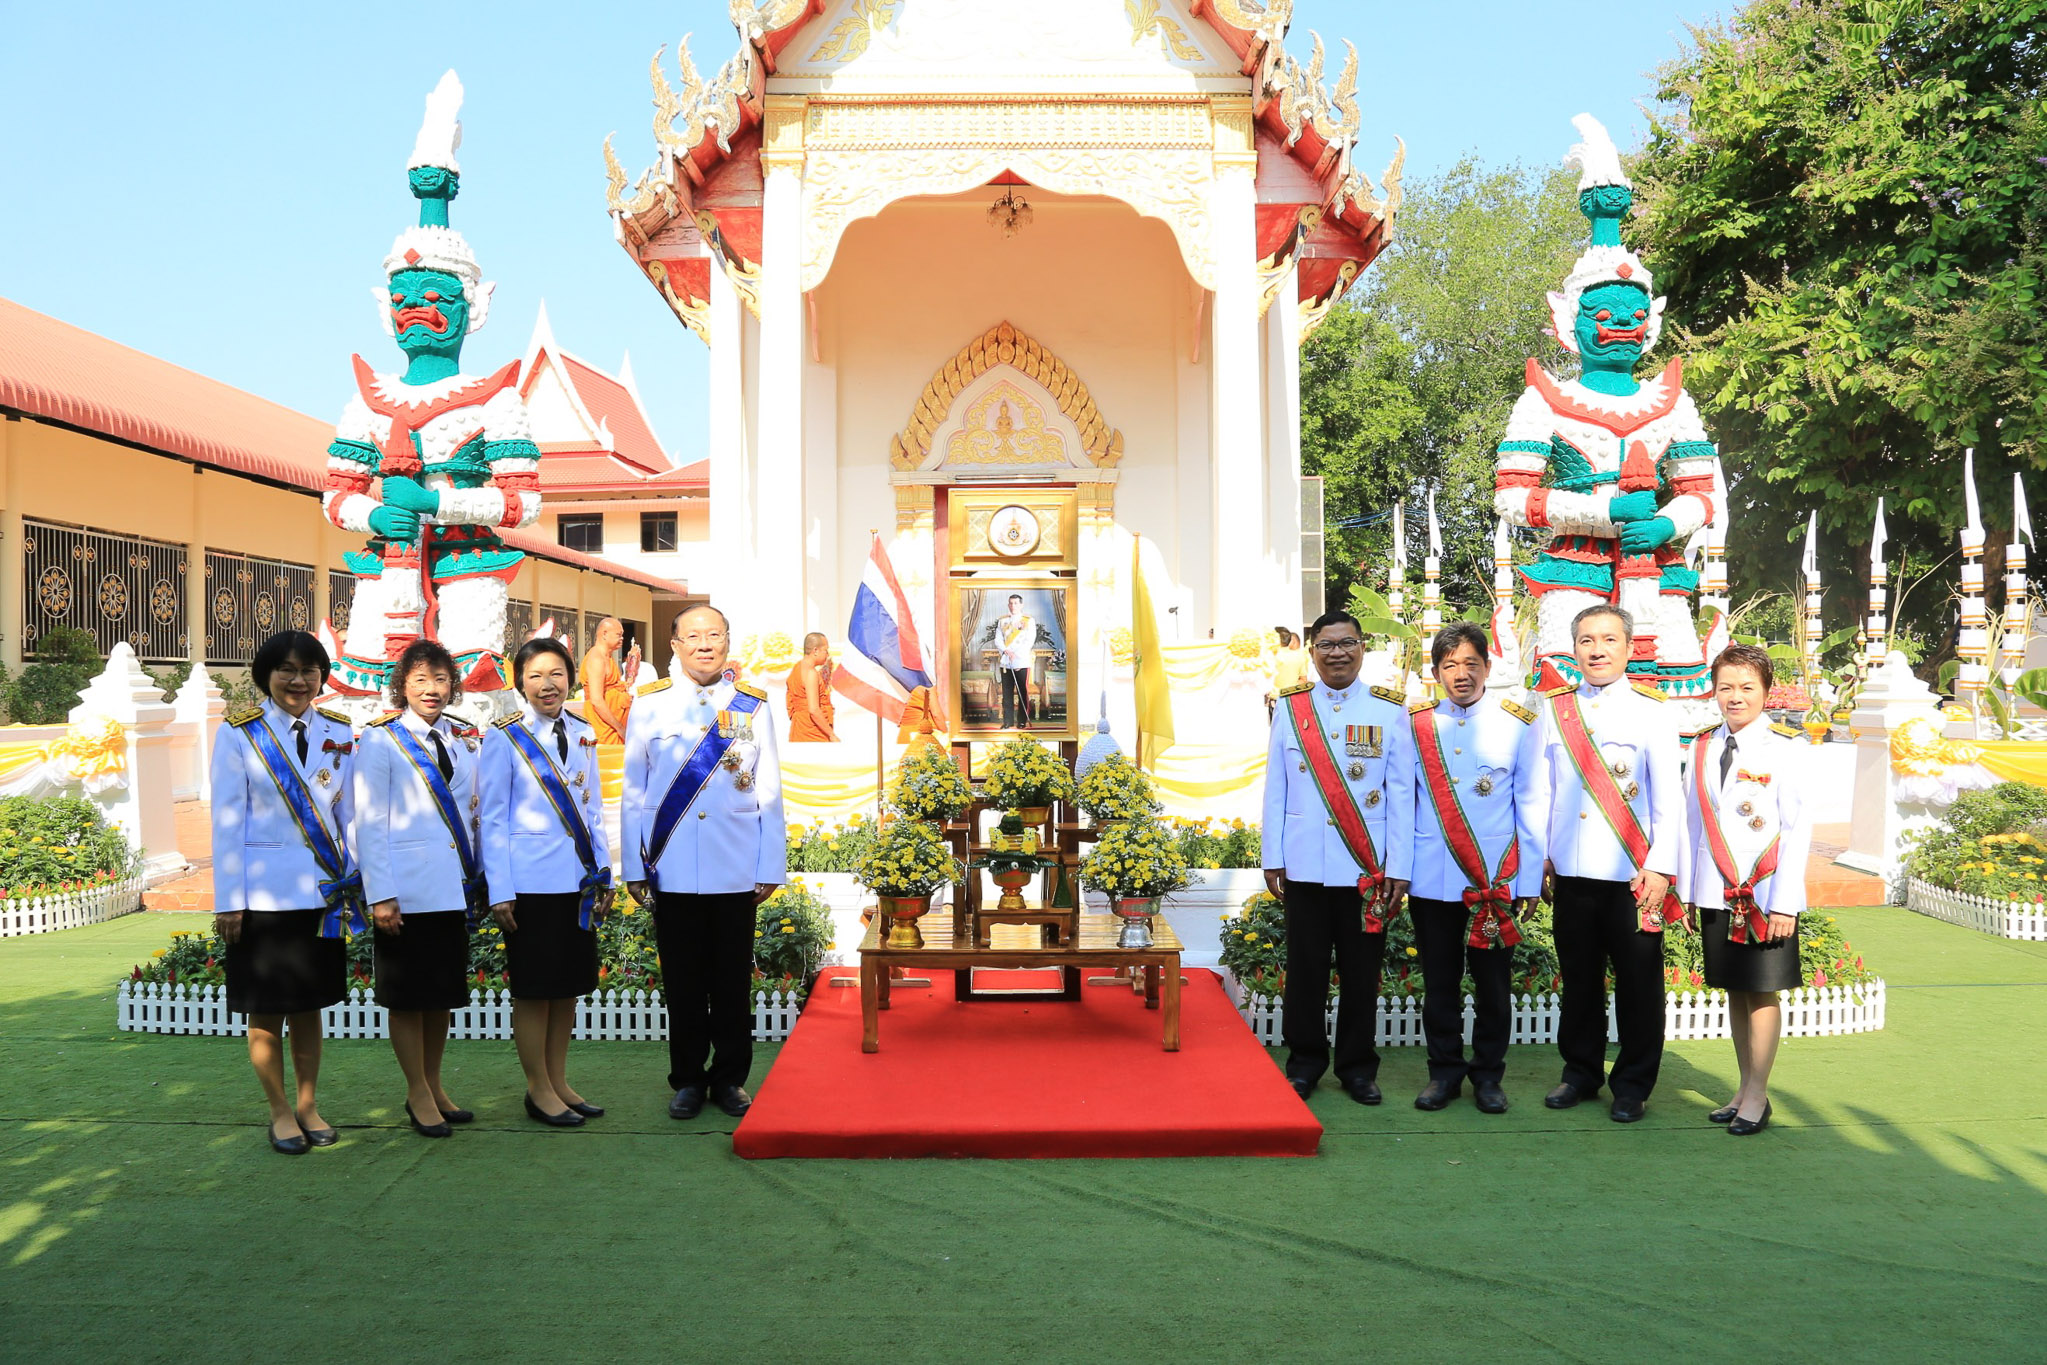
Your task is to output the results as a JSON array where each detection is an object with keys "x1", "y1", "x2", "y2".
[
  {"x1": 0, "y1": 875, "x2": 144, "y2": 938},
  {"x1": 116, "y1": 982, "x2": 804, "y2": 1042},
  {"x1": 1226, "y1": 978, "x2": 1887, "y2": 1045},
  {"x1": 1904, "y1": 878, "x2": 2047, "y2": 941}
]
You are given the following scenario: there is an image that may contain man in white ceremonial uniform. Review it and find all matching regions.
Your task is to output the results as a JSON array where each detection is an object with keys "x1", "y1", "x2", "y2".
[
  {"x1": 1523, "y1": 603, "x2": 1685, "y2": 1122},
  {"x1": 623, "y1": 604, "x2": 785, "y2": 1121},
  {"x1": 1383, "y1": 623, "x2": 1546, "y2": 1115},
  {"x1": 997, "y1": 593, "x2": 1036, "y2": 728},
  {"x1": 1262, "y1": 609, "x2": 1412, "y2": 1105}
]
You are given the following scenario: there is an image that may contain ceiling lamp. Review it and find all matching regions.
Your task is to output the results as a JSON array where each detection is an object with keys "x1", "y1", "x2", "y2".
[{"x1": 987, "y1": 188, "x2": 1033, "y2": 238}]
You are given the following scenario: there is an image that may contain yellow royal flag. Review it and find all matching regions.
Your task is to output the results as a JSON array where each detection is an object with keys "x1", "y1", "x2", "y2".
[{"x1": 1132, "y1": 535, "x2": 1174, "y2": 770}]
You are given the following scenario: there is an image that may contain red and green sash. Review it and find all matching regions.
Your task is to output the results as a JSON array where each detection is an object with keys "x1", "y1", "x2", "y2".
[
  {"x1": 1694, "y1": 731, "x2": 1780, "y2": 945},
  {"x1": 1549, "y1": 690, "x2": 1683, "y2": 932},
  {"x1": 1410, "y1": 706, "x2": 1522, "y2": 949},
  {"x1": 1284, "y1": 689, "x2": 1393, "y2": 931}
]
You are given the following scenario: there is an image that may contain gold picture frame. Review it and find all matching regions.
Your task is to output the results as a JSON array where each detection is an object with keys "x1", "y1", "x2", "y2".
[
  {"x1": 947, "y1": 578, "x2": 1078, "y2": 740},
  {"x1": 946, "y1": 487, "x2": 1079, "y2": 569}
]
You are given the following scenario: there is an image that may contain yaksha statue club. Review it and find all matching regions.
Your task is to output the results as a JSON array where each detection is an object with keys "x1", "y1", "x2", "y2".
[
  {"x1": 322, "y1": 71, "x2": 541, "y2": 697},
  {"x1": 1493, "y1": 114, "x2": 1724, "y2": 726}
]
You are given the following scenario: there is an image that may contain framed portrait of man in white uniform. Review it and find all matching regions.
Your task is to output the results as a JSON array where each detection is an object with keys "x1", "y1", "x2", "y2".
[{"x1": 949, "y1": 580, "x2": 1074, "y2": 739}]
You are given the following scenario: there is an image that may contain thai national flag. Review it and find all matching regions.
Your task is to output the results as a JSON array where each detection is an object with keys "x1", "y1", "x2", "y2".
[{"x1": 834, "y1": 532, "x2": 931, "y2": 725}]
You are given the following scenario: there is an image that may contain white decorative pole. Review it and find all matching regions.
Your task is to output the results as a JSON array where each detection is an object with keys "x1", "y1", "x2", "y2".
[
  {"x1": 1957, "y1": 448, "x2": 1990, "y2": 714},
  {"x1": 1420, "y1": 490, "x2": 1444, "y2": 684},
  {"x1": 1386, "y1": 500, "x2": 1408, "y2": 620},
  {"x1": 1865, "y1": 497, "x2": 1890, "y2": 674},
  {"x1": 1800, "y1": 511, "x2": 1823, "y2": 688},
  {"x1": 1487, "y1": 517, "x2": 1521, "y2": 688},
  {"x1": 2000, "y1": 472, "x2": 2032, "y2": 684}
]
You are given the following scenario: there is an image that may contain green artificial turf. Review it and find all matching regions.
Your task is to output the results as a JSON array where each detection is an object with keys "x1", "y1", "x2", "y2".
[{"x1": 1, "y1": 907, "x2": 2042, "y2": 1362}]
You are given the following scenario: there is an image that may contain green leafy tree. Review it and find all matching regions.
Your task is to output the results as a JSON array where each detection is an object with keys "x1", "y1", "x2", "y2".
[
  {"x1": 1632, "y1": 0, "x2": 2047, "y2": 650},
  {"x1": 1303, "y1": 158, "x2": 1585, "y2": 615}
]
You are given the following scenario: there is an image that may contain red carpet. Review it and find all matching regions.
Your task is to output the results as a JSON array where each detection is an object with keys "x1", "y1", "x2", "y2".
[{"x1": 735, "y1": 967, "x2": 1322, "y2": 1159}]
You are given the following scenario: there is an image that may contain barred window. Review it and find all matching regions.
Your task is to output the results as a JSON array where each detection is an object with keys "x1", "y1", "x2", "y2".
[
  {"x1": 640, "y1": 512, "x2": 678, "y2": 553},
  {"x1": 22, "y1": 519, "x2": 188, "y2": 663},
  {"x1": 557, "y1": 515, "x2": 604, "y2": 554}
]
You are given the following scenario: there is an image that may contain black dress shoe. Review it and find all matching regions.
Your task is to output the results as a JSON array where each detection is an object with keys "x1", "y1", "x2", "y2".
[
  {"x1": 669, "y1": 1086, "x2": 706, "y2": 1120},
  {"x1": 1727, "y1": 1101, "x2": 1772, "y2": 1137},
  {"x1": 566, "y1": 1101, "x2": 605, "y2": 1118},
  {"x1": 1473, "y1": 1081, "x2": 1509, "y2": 1115},
  {"x1": 524, "y1": 1093, "x2": 586, "y2": 1127},
  {"x1": 1707, "y1": 1104, "x2": 1740, "y2": 1125},
  {"x1": 1414, "y1": 1079, "x2": 1458, "y2": 1111},
  {"x1": 1341, "y1": 1078, "x2": 1382, "y2": 1106},
  {"x1": 404, "y1": 1101, "x2": 451, "y2": 1138},
  {"x1": 1610, "y1": 1097, "x2": 1647, "y2": 1123},
  {"x1": 1286, "y1": 1076, "x2": 1315, "y2": 1101},
  {"x1": 294, "y1": 1113, "x2": 337, "y2": 1146},
  {"x1": 1544, "y1": 1083, "x2": 1585, "y2": 1110},
  {"x1": 268, "y1": 1121, "x2": 309, "y2": 1156},
  {"x1": 711, "y1": 1085, "x2": 753, "y2": 1118},
  {"x1": 435, "y1": 1105, "x2": 475, "y2": 1124}
]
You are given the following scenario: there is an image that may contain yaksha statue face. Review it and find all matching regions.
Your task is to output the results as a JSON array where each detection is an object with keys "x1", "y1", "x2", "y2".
[
  {"x1": 1574, "y1": 280, "x2": 1652, "y2": 372},
  {"x1": 386, "y1": 267, "x2": 470, "y2": 364}
]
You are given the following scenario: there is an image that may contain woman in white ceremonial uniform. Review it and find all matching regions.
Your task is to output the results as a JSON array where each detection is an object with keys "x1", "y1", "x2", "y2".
[
  {"x1": 481, "y1": 638, "x2": 610, "y2": 1128},
  {"x1": 212, "y1": 631, "x2": 360, "y2": 1155},
  {"x1": 355, "y1": 639, "x2": 484, "y2": 1139},
  {"x1": 1678, "y1": 643, "x2": 1812, "y2": 1137}
]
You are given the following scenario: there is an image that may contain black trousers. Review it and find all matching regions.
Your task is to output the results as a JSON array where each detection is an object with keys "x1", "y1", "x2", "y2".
[
  {"x1": 1281, "y1": 879, "x2": 1387, "y2": 1085},
  {"x1": 1551, "y1": 875, "x2": 1666, "y2": 1102},
  {"x1": 652, "y1": 891, "x2": 756, "y2": 1091},
  {"x1": 1411, "y1": 897, "x2": 1515, "y2": 1086},
  {"x1": 1001, "y1": 667, "x2": 1033, "y2": 726}
]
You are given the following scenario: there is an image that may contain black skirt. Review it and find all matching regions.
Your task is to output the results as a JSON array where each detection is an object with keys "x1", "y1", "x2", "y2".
[
  {"x1": 372, "y1": 910, "x2": 473, "y2": 1011},
  {"x1": 505, "y1": 891, "x2": 599, "y2": 1000},
  {"x1": 225, "y1": 908, "x2": 346, "y2": 1016},
  {"x1": 1701, "y1": 907, "x2": 1803, "y2": 993}
]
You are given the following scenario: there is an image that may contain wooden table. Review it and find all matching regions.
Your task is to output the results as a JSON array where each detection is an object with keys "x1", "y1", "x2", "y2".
[{"x1": 858, "y1": 911, "x2": 1183, "y2": 1053}]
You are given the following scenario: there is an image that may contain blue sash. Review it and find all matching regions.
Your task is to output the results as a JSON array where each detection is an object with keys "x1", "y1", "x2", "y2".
[
  {"x1": 643, "y1": 690, "x2": 762, "y2": 895},
  {"x1": 235, "y1": 712, "x2": 363, "y2": 938},
  {"x1": 381, "y1": 719, "x2": 491, "y2": 926},
  {"x1": 499, "y1": 717, "x2": 611, "y2": 929}
]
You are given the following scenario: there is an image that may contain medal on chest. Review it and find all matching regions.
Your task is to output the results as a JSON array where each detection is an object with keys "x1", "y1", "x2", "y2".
[{"x1": 1345, "y1": 725, "x2": 1382, "y2": 759}]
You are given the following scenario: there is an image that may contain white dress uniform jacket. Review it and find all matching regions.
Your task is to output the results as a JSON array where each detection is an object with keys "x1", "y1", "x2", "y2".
[
  {"x1": 1386, "y1": 694, "x2": 1548, "y2": 902},
  {"x1": 479, "y1": 706, "x2": 611, "y2": 902},
  {"x1": 621, "y1": 671, "x2": 786, "y2": 894},
  {"x1": 353, "y1": 709, "x2": 482, "y2": 915},
  {"x1": 1675, "y1": 720, "x2": 1812, "y2": 917},
  {"x1": 1261, "y1": 679, "x2": 1412, "y2": 886},
  {"x1": 1523, "y1": 679, "x2": 1685, "y2": 882},
  {"x1": 211, "y1": 700, "x2": 358, "y2": 913}
]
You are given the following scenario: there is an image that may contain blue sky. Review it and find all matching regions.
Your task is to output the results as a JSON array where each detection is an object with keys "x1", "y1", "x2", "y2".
[{"x1": 0, "y1": 1, "x2": 1727, "y2": 465}]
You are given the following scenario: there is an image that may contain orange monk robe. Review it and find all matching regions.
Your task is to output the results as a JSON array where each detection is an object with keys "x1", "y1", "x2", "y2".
[
  {"x1": 579, "y1": 647, "x2": 633, "y2": 745},
  {"x1": 896, "y1": 685, "x2": 939, "y2": 748},
  {"x1": 785, "y1": 658, "x2": 836, "y2": 741}
]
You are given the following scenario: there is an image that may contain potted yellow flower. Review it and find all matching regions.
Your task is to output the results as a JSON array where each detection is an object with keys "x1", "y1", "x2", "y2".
[
  {"x1": 1074, "y1": 751, "x2": 1160, "y2": 825},
  {"x1": 1079, "y1": 815, "x2": 1193, "y2": 948},
  {"x1": 887, "y1": 743, "x2": 974, "y2": 823},
  {"x1": 984, "y1": 737, "x2": 1076, "y2": 824},
  {"x1": 853, "y1": 816, "x2": 964, "y2": 948}
]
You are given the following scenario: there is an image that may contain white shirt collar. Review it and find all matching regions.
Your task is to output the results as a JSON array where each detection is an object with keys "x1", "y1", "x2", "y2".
[
  {"x1": 398, "y1": 708, "x2": 446, "y2": 738},
  {"x1": 521, "y1": 703, "x2": 572, "y2": 731},
  {"x1": 1578, "y1": 677, "x2": 1618, "y2": 698},
  {"x1": 262, "y1": 698, "x2": 312, "y2": 731},
  {"x1": 1318, "y1": 676, "x2": 1360, "y2": 703}
]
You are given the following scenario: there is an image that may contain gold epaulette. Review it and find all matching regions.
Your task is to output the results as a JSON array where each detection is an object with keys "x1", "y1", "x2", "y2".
[
  {"x1": 226, "y1": 706, "x2": 263, "y2": 727},
  {"x1": 1370, "y1": 685, "x2": 1405, "y2": 705},
  {"x1": 1499, "y1": 698, "x2": 1537, "y2": 724},
  {"x1": 367, "y1": 710, "x2": 401, "y2": 727},
  {"x1": 1541, "y1": 682, "x2": 1576, "y2": 698},
  {"x1": 314, "y1": 706, "x2": 352, "y2": 726},
  {"x1": 492, "y1": 715, "x2": 521, "y2": 730},
  {"x1": 1771, "y1": 721, "x2": 1801, "y2": 738},
  {"x1": 1632, "y1": 682, "x2": 1666, "y2": 702},
  {"x1": 637, "y1": 679, "x2": 672, "y2": 697},
  {"x1": 1277, "y1": 681, "x2": 1313, "y2": 698},
  {"x1": 735, "y1": 680, "x2": 768, "y2": 701},
  {"x1": 1407, "y1": 698, "x2": 1435, "y2": 715}
]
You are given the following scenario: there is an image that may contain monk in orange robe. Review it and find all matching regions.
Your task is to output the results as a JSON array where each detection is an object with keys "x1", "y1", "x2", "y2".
[
  {"x1": 896, "y1": 685, "x2": 941, "y2": 748},
  {"x1": 579, "y1": 616, "x2": 639, "y2": 744},
  {"x1": 785, "y1": 632, "x2": 839, "y2": 741}
]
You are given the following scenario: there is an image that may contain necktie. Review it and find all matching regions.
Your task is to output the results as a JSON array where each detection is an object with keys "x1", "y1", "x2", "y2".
[
  {"x1": 1718, "y1": 732, "x2": 1736, "y2": 786},
  {"x1": 292, "y1": 719, "x2": 308, "y2": 766},
  {"x1": 554, "y1": 718, "x2": 569, "y2": 762},
  {"x1": 430, "y1": 729, "x2": 454, "y2": 782}
]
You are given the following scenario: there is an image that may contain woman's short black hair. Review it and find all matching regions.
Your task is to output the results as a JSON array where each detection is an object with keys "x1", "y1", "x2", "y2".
[
  {"x1": 387, "y1": 639, "x2": 461, "y2": 709},
  {"x1": 512, "y1": 638, "x2": 575, "y2": 691},
  {"x1": 1711, "y1": 641, "x2": 1776, "y2": 692},
  {"x1": 251, "y1": 631, "x2": 330, "y2": 698}
]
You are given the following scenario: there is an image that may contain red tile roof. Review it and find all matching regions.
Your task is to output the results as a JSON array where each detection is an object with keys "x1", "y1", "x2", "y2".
[
  {"x1": 558, "y1": 354, "x2": 669, "y2": 474},
  {"x1": 0, "y1": 296, "x2": 685, "y2": 595}
]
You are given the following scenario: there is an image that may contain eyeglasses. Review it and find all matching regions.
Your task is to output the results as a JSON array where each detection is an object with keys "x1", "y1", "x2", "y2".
[
  {"x1": 675, "y1": 632, "x2": 728, "y2": 646},
  {"x1": 1312, "y1": 638, "x2": 1363, "y2": 654},
  {"x1": 272, "y1": 666, "x2": 324, "y2": 680}
]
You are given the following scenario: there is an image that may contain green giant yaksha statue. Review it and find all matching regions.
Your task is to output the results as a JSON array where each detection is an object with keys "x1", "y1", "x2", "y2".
[
  {"x1": 321, "y1": 71, "x2": 541, "y2": 698},
  {"x1": 1493, "y1": 114, "x2": 1725, "y2": 730}
]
